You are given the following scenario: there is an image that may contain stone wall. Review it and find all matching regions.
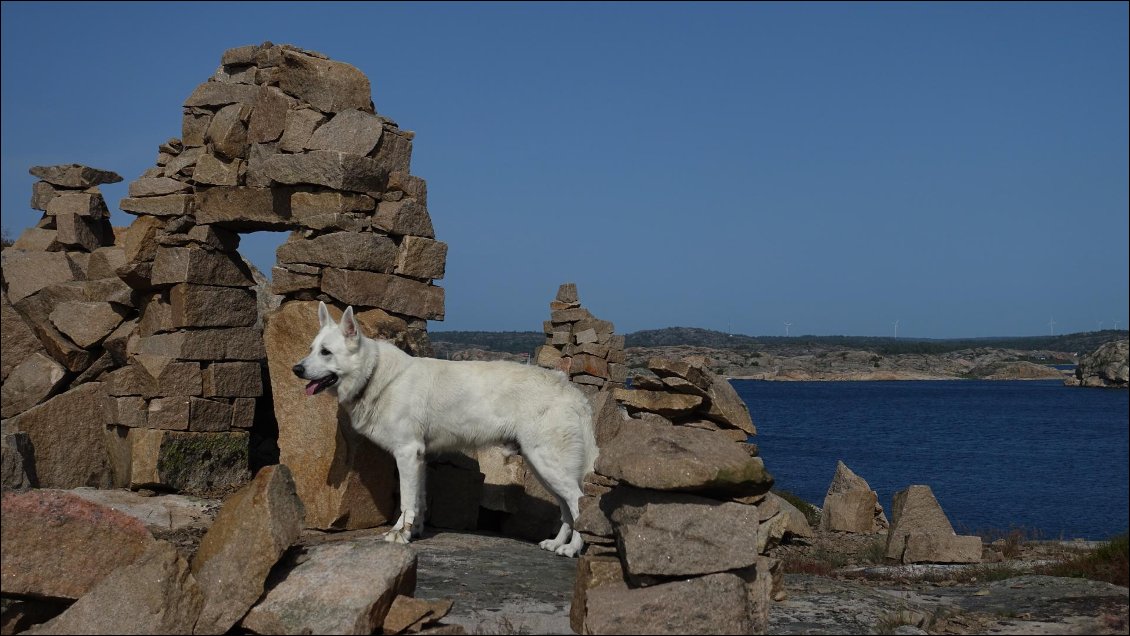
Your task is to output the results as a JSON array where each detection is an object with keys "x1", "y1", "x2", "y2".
[{"x1": 2, "y1": 43, "x2": 446, "y2": 516}]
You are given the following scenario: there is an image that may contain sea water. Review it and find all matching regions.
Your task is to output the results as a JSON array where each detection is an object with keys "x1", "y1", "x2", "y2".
[{"x1": 735, "y1": 380, "x2": 1129, "y2": 540}]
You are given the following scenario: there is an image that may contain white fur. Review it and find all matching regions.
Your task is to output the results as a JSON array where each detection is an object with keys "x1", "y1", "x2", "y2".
[{"x1": 294, "y1": 302, "x2": 597, "y2": 556}]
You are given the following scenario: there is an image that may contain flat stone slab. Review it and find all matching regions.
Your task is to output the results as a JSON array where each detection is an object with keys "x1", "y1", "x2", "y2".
[{"x1": 401, "y1": 531, "x2": 577, "y2": 635}]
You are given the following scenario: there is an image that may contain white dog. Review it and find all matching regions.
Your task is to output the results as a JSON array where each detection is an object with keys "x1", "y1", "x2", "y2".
[{"x1": 293, "y1": 302, "x2": 597, "y2": 556}]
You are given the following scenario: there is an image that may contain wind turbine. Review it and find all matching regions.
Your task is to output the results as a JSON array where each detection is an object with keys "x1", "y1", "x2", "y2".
[
  {"x1": 1115, "y1": 320, "x2": 1121, "y2": 330},
  {"x1": 1098, "y1": 321, "x2": 1104, "y2": 332},
  {"x1": 892, "y1": 319, "x2": 900, "y2": 339},
  {"x1": 783, "y1": 321, "x2": 792, "y2": 337},
  {"x1": 1048, "y1": 317, "x2": 1056, "y2": 336}
]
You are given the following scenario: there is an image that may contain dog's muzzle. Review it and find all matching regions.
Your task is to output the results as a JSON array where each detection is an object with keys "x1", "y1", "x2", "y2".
[{"x1": 293, "y1": 364, "x2": 338, "y2": 396}]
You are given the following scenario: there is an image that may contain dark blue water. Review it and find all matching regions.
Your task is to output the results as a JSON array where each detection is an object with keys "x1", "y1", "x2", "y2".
[{"x1": 735, "y1": 380, "x2": 1129, "y2": 540}]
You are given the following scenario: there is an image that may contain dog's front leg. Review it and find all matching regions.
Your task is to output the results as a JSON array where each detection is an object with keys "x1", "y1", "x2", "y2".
[{"x1": 385, "y1": 443, "x2": 424, "y2": 544}]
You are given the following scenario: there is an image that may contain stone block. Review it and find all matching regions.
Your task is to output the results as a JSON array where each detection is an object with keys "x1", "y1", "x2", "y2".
[
  {"x1": 1, "y1": 294, "x2": 44, "y2": 383},
  {"x1": 204, "y1": 361, "x2": 264, "y2": 397},
  {"x1": 395, "y1": 236, "x2": 447, "y2": 280},
  {"x1": 170, "y1": 283, "x2": 258, "y2": 328},
  {"x1": 151, "y1": 246, "x2": 256, "y2": 287},
  {"x1": 49, "y1": 301, "x2": 128, "y2": 348},
  {"x1": 277, "y1": 231, "x2": 397, "y2": 271},
  {"x1": 569, "y1": 555, "x2": 627, "y2": 634},
  {"x1": 105, "y1": 395, "x2": 147, "y2": 428},
  {"x1": 372, "y1": 129, "x2": 413, "y2": 174},
  {"x1": 385, "y1": 171, "x2": 427, "y2": 204},
  {"x1": 903, "y1": 532, "x2": 983, "y2": 564},
  {"x1": 322, "y1": 268, "x2": 444, "y2": 320},
  {"x1": 248, "y1": 85, "x2": 296, "y2": 143},
  {"x1": 45, "y1": 191, "x2": 109, "y2": 217},
  {"x1": 262, "y1": 150, "x2": 386, "y2": 192},
  {"x1": 120, "y1": 193, "x2": 195, "y2": 217},
  {"x1": 278, "y1": 108, "x2": 327, "y2": 153},
  {"x1": 183, "y1": 81, "x2": 258, "y2": 107},
  {"x1": 193, "y1": 153, "x2": 244, "y2": 186},
  {"x1": 137, "y1": 327, "x2": 267, "y2": 361},
  {"x1": 196, "y1": 185, "x2": 293, "y2": 230},
  {"x1": 128, "y1": 177, "x2": 192, "y2": 198},
  {"x1": 584, "y1": 573, "x2": 756, "y2": 635},
  {"x1": 231, "y1": 397, "x2": 256, "y2": 428},
  {"x1": 206, "y1": 103, "x2": 250, "y2": 159},
  {"x1": 613, "y1": 387, "x2": 702, "y2": 418},
  {"x1": 1, "y1": 353, "x2": 67, "y2": 419},
  {"x1": 54, "y1": 211, "x2": 103, "y2": 251},
  {"x1": 29, "y1": 164, "x2": 122, "y2": 188},
  {"x1": 129, "y1": 429, "x2": 250, "y2": 493},
  {"x1": 372, "y1": 199, "x2": 434, "y2": 237},
  {"x1": 31, "y1": 180, "x2": 61, "y2": 210},
  {"x1": 305, "y1": 109, "x2": 383, "y2": 156},
  {"x1": 3, "y1": 383, "x2": 114, "y2": 488},
  {"x1": 271, "y1": 266, "x2": 321, "y2": 295},
  {"x1": 277, "y1": 49, "x2": 373, "y2": 114},
  {"x1": 189, "y1": 397, "x2": 233, "y2": 432}
]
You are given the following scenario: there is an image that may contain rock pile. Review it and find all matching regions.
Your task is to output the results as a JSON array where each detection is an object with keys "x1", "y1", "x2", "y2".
[
  {"x1": 819, "y1": 460, "x2": 888, "y2": 534},
  {"x1": 534, "y1": 283, "x2": 627, "y2": 395},
  {"x1": 1068, "y1": 339, "x2": 1129, "y2": 388},
  {"x1": 570, "y1": 355, "x2": 787, "y2": 634},
  {"x1": 885, "y1": 484, "x2": 982, "y2": 564},
  {"x1": 0, "y1": 465, "x2": 430, "y2": 634},
  {"x1": 2, "y1": 165, "x2": 136, "y2": 490}
]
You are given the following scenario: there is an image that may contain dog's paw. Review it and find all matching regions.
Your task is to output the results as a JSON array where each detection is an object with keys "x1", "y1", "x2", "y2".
[
  {"x1": 554, "y1": 545, "x2": 579, "y2": 558},
  {"x1": 539, "y1": 539, "x2": 563, "y2": 552},
  {"x1": 384, "y1": 529, "x2": 411, "y2": 544}
]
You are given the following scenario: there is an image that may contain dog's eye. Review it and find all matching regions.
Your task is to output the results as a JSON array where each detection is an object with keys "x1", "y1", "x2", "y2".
[{"x1": 320, "y1": 348, "x2": 331, "y2": 357}]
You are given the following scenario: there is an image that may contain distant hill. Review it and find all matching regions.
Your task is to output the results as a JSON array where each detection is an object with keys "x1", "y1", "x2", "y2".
[{"x1": 429, "y1": 327, "x2": 1128, "y2": 357}]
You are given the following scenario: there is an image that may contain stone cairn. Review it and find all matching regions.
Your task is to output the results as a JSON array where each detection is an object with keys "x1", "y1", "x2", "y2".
[
  {"x1": 533, "y1": 283, "x2": 627, "y2": 395},
  {"x1": 2, "y1": 43, "x2": 447, "y2": 526},
  {"x1": 570, "y1": 355, "x2": 791, "y2": 634},
  {"x1": 2, "y1": 165, "x2": 136, "y2": 490}
]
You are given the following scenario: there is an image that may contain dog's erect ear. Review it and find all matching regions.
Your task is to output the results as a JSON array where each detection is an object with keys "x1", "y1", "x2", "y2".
[
  {"x1": 318, "y1": 301, "x2": 331, "y2": 329},
  {"x1": 340, "y1": 305, "x2": 359, "y2": 341}
]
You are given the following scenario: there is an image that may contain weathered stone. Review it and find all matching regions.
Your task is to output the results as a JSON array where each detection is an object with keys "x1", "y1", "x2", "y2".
[
  {"x1": 4, "y1": 384, "x2": 112, "y2": 488},
  {"x1": 261, "y1": 150, "x2": 386, "y2": 192},
  {"x1": 1075, "y1": 339, "x2": 1129, "y2": 388},
  {"x1": 648, "y1": 356, "x2": 711, "y2": 389},
  {"x1": 551, "y1": 307, "x2": 591, "y2": 323},
  {"x1": 382, "y1": 595, "x2": 453, "y2": 635},
  {"x1": 186, "y1": 224, "x2": 241, "y2": 251},
  {"x1": 214, "y1": 63, "x2": 256, "y2": 85},
  {"x1": 170, "y1": 283, "x2": 258, "y2": 328},
  {"x1": 129, "y1": 177, "x2": 192, "y2": 197},
  {"x1": 1, "y1": 353, "x2": 67, "y2": 419},
  {"x1": 165, "y1": 146, "x2": 205, "y2": 177},
  {"x1": 31, "y1": 541, "x2": 203, "y2": 635},
  {"x1": 249, "y1": 85, "x2": 297, "y2": 143},
  {"x1": 277, "y1": 231, "x2": 397, "y2": 272},
  {"x1": 147, "y1": 397, "x2": 191, "y2": 430},
  {"x1": 612, "y1": 387, "x2": 702, "y2": 417},
  {"x1": 11, "y1": 283, "x2": 94, "y2": 372},
  {"x1": 278, "y1": 108, "x2": 327, "y2": 152},
  {"x1": 206, "y1": 103, "x2": 249, "y2": 159},
  {"x1": 188, "y1": 397, "x2": 233, "y2": 432},
  {"x1": 45, "y1": 191, "x2": 108, "y2": 218},
  {"x1": 305, "y1": 109, "x2": 383, "y2": 156},
  {"x1": 183, "y1": 81, "x2": 258, "y2": 108},
  {"x1": 603, "y1": 487, "x2": 760, "y2": 579},
  {"x1": 584, "y1": 573, "x2": 755, "y2": 635},
  {"x1": 221, "y1": 44, "x2": 259, "y2": 65},
  {"x1": 191, "y1": 464, "x2": 304, "y2": 635},
  {"x1": 1, "y1": 295, "x2": 43, "y2": 382},
  {"x1": 202, "y1": 362, "x2": 263, "y2": 397},
  {"x1": 534, "y1": 345, "x2": 563, "y2": 368},
  {"x1": 130, "y1": 430, "x2": 249, "y2": 492},
  {"x1": 195, "y1": 185, "x2": 288, "y2": 229},
  {"x1": 121, "y1": 214, "x2": 164, "y2": 263},
  {"x1": 271, "y1": 266, "x2": 321, "y2": 295},
  {"x1": 822, "y1": 490, "x2": 880, "y2": 534},
  {"x1": 373, "y1": 199, "x2": 434, "y2": 237},
  {"x1": 31, "y1": 180, "x2": 61, "y2": 210},
  {"x1": 0, "y1": 489, "x2": 155, "y2": 599},
  {"x1": 231, "y1": 398, "x2": 256, "y2": 428},
  {"x1": 85, "y1": 246, "x2": 126, "y2": 279},
  {"x1": 903, "y1": 532, "x2": 983, "y2": 564},
  {"x1": 595, "y1": 417, "x2": 772, "y2": 497},
  {"x1": 137, "y1": 327, "x2": 266, "y2": 361},
  {"x1": 590, "y1": 388, "x2": 624, "y2": 447},
  {"x1": 182, "y1": 111, "x2": 212, "y2": 147},
  {"x1": 766, "y1": 492, "x2": 815, "y2": 539},
  {"x1": 886, "y1": 484, "x2": 959, "y2": 561},
  {"x1": 192, "y1": 153, "x2": 243, "y2": 186},
  {"x1": 151, "y1": 360, "x2": 203, "y2": 399},
  {"x1": 53, "y1": 211, "x2": 103, "y2": 251},
  {"x1": 372, "y1": 129, "x2": 413, "y2": 174},
  {"x1": 104, "y1": 395, "x2": 147, "y2": 428},
  {"x1": 151, "y1": 246, "x2": 256, "y2": 287},
  {"x1": 29, "y1": 164, "x2": 122, "y2": 188},
  {"x1": 49, "y1": 301, "x2": 128, "y2": 348},
  {"x1": 2, "y1": 430, "x2": 38, "y2": 492},
  {"x1": 569, "y1": 555, "x2": 626, "y2": 634},
  {"x1": 243, "y1": 539, "x2": 416, "y2": 635},
  {"x1": 570, "y1": 354, "x2": 609, "y2": 379},
  {"x1": 277, "y1": 49, "x2": 373, "y2": 114},
  {"x1": 120, "y1": 193, "x2": 196, "y2": 217},
  {"x1": 322, "y1": 268, "x2": 444, "y2": 320},
  {"x1": 385, "y1": 172, "x2": 427, "y2": 204},
  {"x1": 265, "y1": 301, "x2": 397, "y2": 529},
  {"x1": 0, "y1": 250, "x2": 77, "y2": 303},
  {"x1": 556, "y1": 283, "x2": 578, "y2": 304},
  {"x1": 290, "y1": 190, "x2": 375, "y2": 219},
  {"x1": 11, "y1": 227, "x2": 62, "y2": 251}
]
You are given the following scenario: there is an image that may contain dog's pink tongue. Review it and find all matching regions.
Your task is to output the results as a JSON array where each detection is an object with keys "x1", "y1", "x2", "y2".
[{"x1": 305, "y1": 381, "x2": 318, "y2": 396}]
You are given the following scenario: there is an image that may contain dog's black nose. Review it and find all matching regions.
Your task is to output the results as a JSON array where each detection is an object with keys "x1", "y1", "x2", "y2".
[{"x1": 292, "y1": 364, "x2": 305, "y2": 378}]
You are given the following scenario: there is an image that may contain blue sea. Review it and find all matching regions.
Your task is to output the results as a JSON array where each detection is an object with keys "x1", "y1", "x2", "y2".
[{"x1": 735, "y1": 380, "x2": 1129, "y2": 540}]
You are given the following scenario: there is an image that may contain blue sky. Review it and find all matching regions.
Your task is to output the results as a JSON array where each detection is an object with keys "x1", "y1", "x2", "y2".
[{"x1": 3, "y1": 2, "x2": 1127, "y2": 338}]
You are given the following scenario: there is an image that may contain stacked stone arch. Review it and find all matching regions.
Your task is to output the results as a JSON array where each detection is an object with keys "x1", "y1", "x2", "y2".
[{"x1": 4, "y1": 43, "x2": 444, "y2": 517}]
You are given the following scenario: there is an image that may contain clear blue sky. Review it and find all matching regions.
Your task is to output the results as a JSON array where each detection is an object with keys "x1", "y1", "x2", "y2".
[{"x1": 3, "y1": 2, "x2": 1127, "y2": 338}]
